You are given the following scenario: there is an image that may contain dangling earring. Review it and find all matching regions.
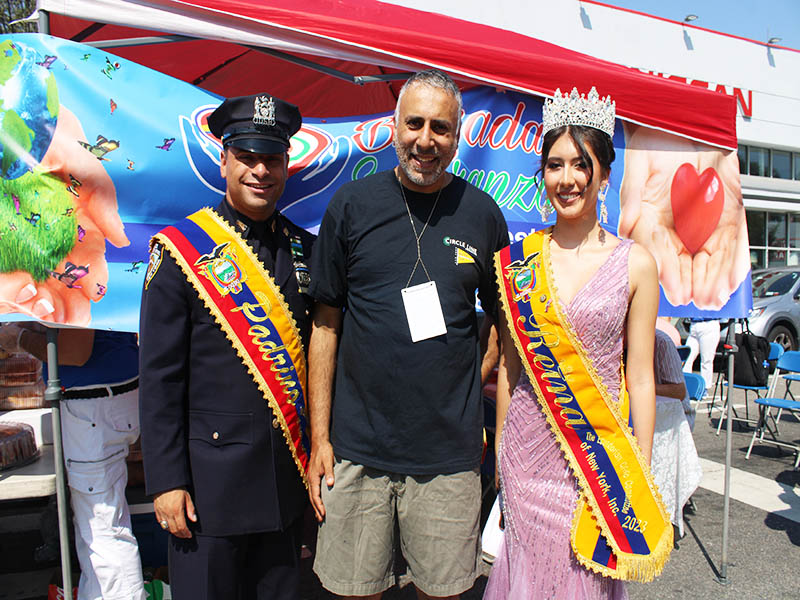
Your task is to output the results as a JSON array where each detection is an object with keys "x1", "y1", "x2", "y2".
[
  {"x1": 538, "y1": 177, "x2": 553, "y2": 222},
  {"x1": 539, "y1": 196, "x2": 554, "y2": 222},
  {"x1": 598, "y1": 182, "x2": 609, "y2": 224}
]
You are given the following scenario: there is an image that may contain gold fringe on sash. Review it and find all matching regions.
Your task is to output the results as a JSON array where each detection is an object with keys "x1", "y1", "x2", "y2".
[
  {"x1": 153, "y1": 208, "x2": 309, "y2": 486},
  {"x1": 495, "y1": 229, "x2": 672, "y2": 581}
]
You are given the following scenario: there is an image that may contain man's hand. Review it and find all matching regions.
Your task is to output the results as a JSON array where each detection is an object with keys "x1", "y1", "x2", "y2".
[
  {"x1": 306, "y1": 302, "x2": 343, "y2": 523},
  {"x1": 479, "y1": 317, "x2": 500, "y2": 385},
  {"x1": 153, "y1": 488, "x2": 197, "y2": 539},
  {"x1": 655, "y1": 382, "x2": 687, "y2": 401},
  {"x1": 619, "y1": 125, "x2": 749, "y2": 310},
  {"x1": 308, "y1": 440, "x2": 335, "y2": 522}
]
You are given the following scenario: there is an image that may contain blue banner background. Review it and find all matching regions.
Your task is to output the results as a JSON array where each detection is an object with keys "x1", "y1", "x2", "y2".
[{"x1": 0, "y1": 34, "x2": 751, "y2": 331}]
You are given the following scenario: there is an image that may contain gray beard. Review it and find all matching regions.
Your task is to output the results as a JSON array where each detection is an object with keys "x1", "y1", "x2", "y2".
[{"x1": 395, "y1": 147, "x2": 449, "y2": 188}]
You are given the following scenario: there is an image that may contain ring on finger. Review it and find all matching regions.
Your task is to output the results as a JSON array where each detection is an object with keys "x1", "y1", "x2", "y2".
[{"x1": 160, "y1": 520, "x2": 168, "y2": 530}]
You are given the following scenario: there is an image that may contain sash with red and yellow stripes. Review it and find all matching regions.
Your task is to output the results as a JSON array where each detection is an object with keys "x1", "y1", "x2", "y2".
[
  {"x1": 495, "y1": 230, "x2": 671, "y2": 581},
  {"x1": 152, "y1": 208, "x2": 310, "y2": 485}
]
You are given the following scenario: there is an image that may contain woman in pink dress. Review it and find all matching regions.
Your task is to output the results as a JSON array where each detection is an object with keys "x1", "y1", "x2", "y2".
[{"x1": 485, "y1": 89, "x2": 666, "y2": 599}]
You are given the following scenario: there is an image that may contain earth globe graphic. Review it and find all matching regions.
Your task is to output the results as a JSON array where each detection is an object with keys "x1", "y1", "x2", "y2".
[{"x1": 0, "y1": 39, "x2": 59, "y2": 180}]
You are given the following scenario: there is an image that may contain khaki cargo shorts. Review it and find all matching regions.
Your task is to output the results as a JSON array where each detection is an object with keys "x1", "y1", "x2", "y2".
[{"x1": 313, "y1": 457, "x2": 482, "y2": 597}]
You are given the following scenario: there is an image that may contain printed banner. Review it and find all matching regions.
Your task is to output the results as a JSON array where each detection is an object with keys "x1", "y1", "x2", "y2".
[{"x1": 0, "y1": 34, "x2": 751, "y2": 331}]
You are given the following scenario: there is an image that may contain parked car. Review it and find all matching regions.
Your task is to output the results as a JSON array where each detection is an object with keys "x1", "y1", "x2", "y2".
[{"x1": 746, "y1": 268, "x2": 800, "y2": 351}]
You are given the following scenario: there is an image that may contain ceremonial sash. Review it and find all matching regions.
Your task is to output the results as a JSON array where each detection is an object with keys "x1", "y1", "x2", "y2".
[
  {"x1": 152, "y1": 208, "x2": 310, "y2": 485},
  {"x1": 495, "y1": 231, "x2": 671, "y2": 582}
]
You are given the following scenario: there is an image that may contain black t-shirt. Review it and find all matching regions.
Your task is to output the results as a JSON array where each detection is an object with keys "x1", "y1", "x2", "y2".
[{"x1": 310, "y1": 169, "x2": 509, "y2": 474}]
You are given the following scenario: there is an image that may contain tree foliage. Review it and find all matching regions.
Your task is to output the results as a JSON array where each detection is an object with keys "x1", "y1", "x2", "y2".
[{"x1": 2, "y1": 0, "x2": 38, "y2": 34}]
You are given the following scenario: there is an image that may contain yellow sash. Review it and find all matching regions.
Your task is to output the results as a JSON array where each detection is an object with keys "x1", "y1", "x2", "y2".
[
  {"x1": 153, "y1": 208, "x2": 310, "y2": 485},
  {"x1": 495, "y1": 230, "x2": 671, "y2": 581}
]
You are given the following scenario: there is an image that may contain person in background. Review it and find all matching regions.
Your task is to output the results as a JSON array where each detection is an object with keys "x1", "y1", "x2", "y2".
[
  {"x1": 0, "y1": 324, "x2": 145, "y2": 600},
  {"x1": 682, "y1": 318, "x2": 721, "y2": 394},
  {"x1": 654, "y1": 328, "x2": 694, "y2": 430},
  {"x1": 656, "y1": 316, "x2": 681, "y2": 347}
]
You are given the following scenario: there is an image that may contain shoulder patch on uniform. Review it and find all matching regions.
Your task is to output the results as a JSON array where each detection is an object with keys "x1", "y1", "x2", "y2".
[{"x1": 144, "y1": 242, "x2": 164, "y2": 289}]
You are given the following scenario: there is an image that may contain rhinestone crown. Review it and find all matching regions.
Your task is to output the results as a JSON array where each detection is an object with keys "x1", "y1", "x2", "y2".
[{"x1": 542, "y1": 87, "x2": 616, "y2": 138}]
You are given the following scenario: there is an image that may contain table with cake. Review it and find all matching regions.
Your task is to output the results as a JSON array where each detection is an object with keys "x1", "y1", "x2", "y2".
[{"x1": 0, "y1": 348, "x2": 56, "y2": 500}]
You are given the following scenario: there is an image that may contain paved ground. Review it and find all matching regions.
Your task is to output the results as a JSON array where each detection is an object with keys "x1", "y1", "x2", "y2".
[{"x1": 1, "y1": 381, "x2": 799, "y2": 599}]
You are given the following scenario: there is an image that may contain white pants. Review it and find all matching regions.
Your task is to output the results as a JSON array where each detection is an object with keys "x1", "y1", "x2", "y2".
[
  {"x1": 683, "y1": 320, "x2": 721, "y2": 390},
  {"x1": 61, "y1": 388, "x2": 146, "y2": 600}
]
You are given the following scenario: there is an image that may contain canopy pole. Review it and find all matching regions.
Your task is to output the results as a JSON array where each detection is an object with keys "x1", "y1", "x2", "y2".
[
  {"x1": 717, "y1": 319, "x2": 737, "y2": 585},
  {"x1": 247, "y1": 44, "x2": 411, "y2": 85},
  {"x1": 39, "y1": 11, "x2": 74, "y2": 593},
  {"x1": 80, "y1": 34, "x2": 411, "y2": 85},
  {"x1": 44, "y1": 327, "x2": 73, "y2": 595},
  {"x1": 38, "y1": 9, "x2": 50, "y2": 34},
  {"x1": 85, "y1": 34, "x2": 193, "y2": 48}
]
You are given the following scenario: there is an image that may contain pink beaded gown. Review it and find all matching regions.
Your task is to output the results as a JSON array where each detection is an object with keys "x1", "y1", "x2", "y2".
[{"x1": 484, "y1": 239, "x2": 633, "y2": 600}]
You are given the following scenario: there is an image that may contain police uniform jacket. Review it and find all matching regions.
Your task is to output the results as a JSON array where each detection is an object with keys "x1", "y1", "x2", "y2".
[{"x1": 139, "y1": 200, "x2": 314, "y2": 537}]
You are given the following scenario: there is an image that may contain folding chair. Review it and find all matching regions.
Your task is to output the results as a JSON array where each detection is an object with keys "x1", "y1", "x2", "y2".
[
  {"x1": 682, "y1": 372, "x2": 705, "y2": 515},
  {"x1": 716, "y1": 342, "x2": 784, "y2": 435},
  {"x1": 683, "y1": 372, "x2": 706, "y2": 402},
  {"x1": 774, "y1": 352, "x2": 800, "y2": 433},
  {"x1": 708, "y1": 341, "x2": 735, "y2": 415},
  {"x1": 746, "y1": 350, "x2": 800, "y2": 468},
  {"x1": 708, "y1": 370, "x2": 724, "y2": 415}
]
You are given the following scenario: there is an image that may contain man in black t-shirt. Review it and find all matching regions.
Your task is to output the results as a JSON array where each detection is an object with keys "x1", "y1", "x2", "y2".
[{"x1": 308, "y1": 70, "x2": 508, "y2": 599}]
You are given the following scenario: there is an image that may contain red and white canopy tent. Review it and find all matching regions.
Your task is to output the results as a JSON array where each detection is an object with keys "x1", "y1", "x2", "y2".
[{"x1": 37, "y1": 0, "x2": 737, "y2": 149}]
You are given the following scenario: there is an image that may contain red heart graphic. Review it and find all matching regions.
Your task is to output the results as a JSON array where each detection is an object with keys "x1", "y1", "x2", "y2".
[{"x1": 670, "y1": 163, "x2": 724, "y2": 255}]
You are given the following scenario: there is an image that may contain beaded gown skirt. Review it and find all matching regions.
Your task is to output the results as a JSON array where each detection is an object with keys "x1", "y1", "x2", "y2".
[{"x1": 484, "y1": 240, "x2": 633, "y2": 600}]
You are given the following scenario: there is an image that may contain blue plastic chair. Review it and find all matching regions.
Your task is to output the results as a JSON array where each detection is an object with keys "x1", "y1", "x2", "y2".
[
  {"x1": 746, "y1": 350, "x2": 800, "y2": 468},
  {"x1": 774, "y1": 352, "x2": 800, "y2": 432},
  {"x1": 683, "y1": 372, "x2": 706, "y2": 402},
  {"x1": 717, "y1": 342, "x2": 784, "y2": 435}
]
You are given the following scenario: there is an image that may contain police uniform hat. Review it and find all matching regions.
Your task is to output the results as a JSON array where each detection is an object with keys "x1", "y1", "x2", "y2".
[{"x1": 208, "y1": 94, "x2": 302, "y2": 154}]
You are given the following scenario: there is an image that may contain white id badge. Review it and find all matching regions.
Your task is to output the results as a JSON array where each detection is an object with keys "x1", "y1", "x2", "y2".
[{"x1": 401, "y1": 281, "x2": 447, "y2": 342}]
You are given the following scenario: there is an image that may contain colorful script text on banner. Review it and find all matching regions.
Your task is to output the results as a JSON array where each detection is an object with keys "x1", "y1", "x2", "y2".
[{"x1": 0, "y1": 34, "x2": 750, "y2": 331}]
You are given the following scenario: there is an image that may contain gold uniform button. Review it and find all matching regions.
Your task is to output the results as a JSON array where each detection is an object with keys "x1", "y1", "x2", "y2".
[
  {"x1": 212, "y1": 431, "x2": 220, "y2": 440},
  {"x1": 272, "y1": 418, "x2": 279, "y2": 429}
]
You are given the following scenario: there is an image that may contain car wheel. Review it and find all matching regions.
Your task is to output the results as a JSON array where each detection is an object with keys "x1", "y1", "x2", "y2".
[{"x1": 767, "y1": 325, "x2": 796, "y2": 352}]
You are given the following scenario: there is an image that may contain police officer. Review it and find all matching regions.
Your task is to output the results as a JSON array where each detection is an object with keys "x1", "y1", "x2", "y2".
[{"x1": 139, "y1": 94, "x2": 314, "y2": 599}]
